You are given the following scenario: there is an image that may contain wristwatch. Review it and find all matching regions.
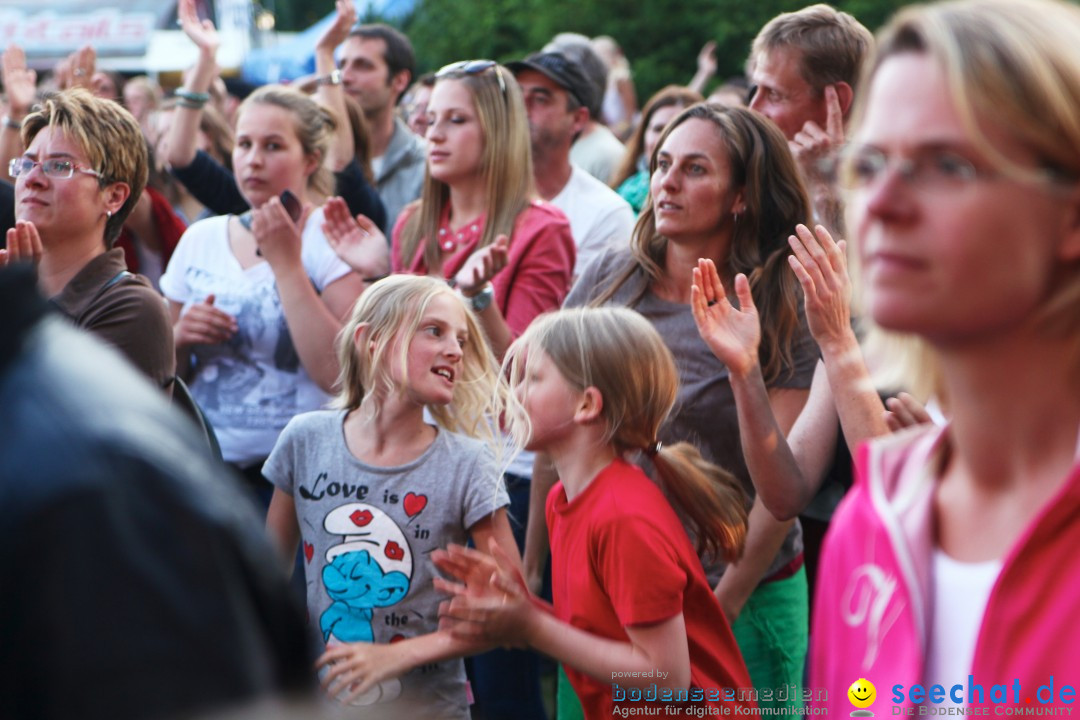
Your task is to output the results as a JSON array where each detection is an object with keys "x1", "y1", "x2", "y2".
[
  {"x1": 467, "y1": 284, "x2": 495, "y2": 313},
  {"x1": 315, "y1": 69, "x2": 342, "y2": 86}
]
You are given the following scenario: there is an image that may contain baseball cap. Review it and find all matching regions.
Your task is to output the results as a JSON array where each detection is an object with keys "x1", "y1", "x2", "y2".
[{"x1": 506, "y1": 51, "x2": 597, "y2": 114}]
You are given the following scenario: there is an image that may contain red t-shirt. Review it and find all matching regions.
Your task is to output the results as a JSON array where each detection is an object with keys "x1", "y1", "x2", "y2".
[
  {"x1": 391, "y1": 200, "x2": 575, "y2": 337},
  {"x1": 546, "y1": 458, "x2": 755, "y2": 719}
]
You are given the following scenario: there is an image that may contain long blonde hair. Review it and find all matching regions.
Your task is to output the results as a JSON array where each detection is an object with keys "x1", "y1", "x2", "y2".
[
  {"x1": 851, "y1": 0, "x2": 1080, "y2": 394},
  {"x1": 334, "y1": 275, "x2": 502, "y2": 444},
  {"x1": 502, "y1": 307, "x2": 747, "y2": 563},
  {"x1": 397, "y1": 65, "x2": 535, "y2": 273}
]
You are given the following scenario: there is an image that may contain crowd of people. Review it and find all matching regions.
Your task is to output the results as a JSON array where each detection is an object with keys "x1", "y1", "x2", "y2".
[{"x1": 2, "y1": 0, "x2": 1079, "y2": 718}]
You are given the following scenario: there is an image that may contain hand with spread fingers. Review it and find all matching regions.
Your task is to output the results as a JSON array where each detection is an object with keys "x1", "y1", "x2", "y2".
[
  {"x1": 1, "y1": 221, "x2": 44, "y2": 268},
  {"x1": 786, "y1": 223, "x2": 854, "y2": 353},
  {"x1": 452, "y1": 234, "x2": 509, "y2": 297},
  {"x1": 321, "y1": 196, "x2": 389, "y2": 278},
  {"x1": 690, "y1": 257, "x2": 761, "y2": 380},
  {"x1": 433, "y1": 542, "x2": 535, "y2": 649}
]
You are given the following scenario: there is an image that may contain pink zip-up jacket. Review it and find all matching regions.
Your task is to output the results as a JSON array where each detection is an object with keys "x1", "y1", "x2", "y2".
[{"x1": 811, "y1": 424, "x2": 1080, "y2": 714}]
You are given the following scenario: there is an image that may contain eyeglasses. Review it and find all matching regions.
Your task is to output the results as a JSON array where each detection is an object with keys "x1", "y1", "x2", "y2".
[
  {"x1": 9, "y1": 157, "x2": 102, "y2": 180},
  {"x1": 436, "y1": 59, "x2": 507, "y2": 96},
  {"x1": 835, "y1": 143, "x2": 1070, "y2": 194}
]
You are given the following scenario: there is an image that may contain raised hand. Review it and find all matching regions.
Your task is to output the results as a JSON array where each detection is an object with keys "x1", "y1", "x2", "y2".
[
  {"x1": 453, "y1": 234, "x2": 509, "y2": 295},
  {"x1": 317, "y1": 0, "x2": 357, "y2": 53},
  {"x1": 690, "y1": 258, "x2": 760, "y2": 379},
  {"x1": 55, "y1": 46, "x2": 95, "y2": 92},
  {"x1": 790, "y1": 84, "x2": 845, "y2": 186},
  {"x1": 697, "y1": 41, "x2": 718, "y2": 78},
  {"x1": 884, "y1": 392, "x2": 933, "y2": 432},
  {"x1": 173, "y1": 294, "x2": 237, "y2": 348},
  {"x1": 0, "y1": 221, "x2": 44, "y2": 268},
  {"x1": 321, "y1": 196, "x2": 389, "y2": 277},
  {"x1": 1, "y1": 45, "x2": 37, "y2": 119},
  {"x1": 786, "y1": 223, "x2": 853, "y2": 352},
  {"x1": 178, "y1": 0, "x2": 219, "y2": 53}
]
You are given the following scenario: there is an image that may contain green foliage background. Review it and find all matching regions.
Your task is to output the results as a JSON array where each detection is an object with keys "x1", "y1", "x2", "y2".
[
  {"x1": 277, "y1": 0, "x2": 913, "y2": 100},
  {"x1": 396, "y1": 0, "x2": 911, "y2": 98}
]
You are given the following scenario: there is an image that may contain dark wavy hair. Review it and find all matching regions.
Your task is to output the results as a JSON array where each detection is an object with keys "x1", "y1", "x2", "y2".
[{"x1": 593, "y1": 103, "x2": 812, "y2": 384}]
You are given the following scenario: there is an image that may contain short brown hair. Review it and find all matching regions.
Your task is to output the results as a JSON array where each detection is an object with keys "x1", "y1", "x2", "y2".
[
  {"x1": 751, "y1": 4, "x2": 874, "y2": 94},
  {"x1": 22, "y1": 88, "x2": 148, "y2": 247}
]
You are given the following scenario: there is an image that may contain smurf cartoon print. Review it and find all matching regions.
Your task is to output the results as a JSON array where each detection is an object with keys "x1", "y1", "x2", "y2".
[
  {"x1": 320, "y1": 503, "x2": 413, "y2": 705},
  {"x1": 321, "y1": 503, "x2": 414, "y2": 642}
]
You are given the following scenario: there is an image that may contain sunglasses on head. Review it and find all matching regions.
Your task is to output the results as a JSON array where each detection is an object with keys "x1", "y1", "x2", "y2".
[{"x1": 435, "y1": 59, "x2": 507, "y2": 96}]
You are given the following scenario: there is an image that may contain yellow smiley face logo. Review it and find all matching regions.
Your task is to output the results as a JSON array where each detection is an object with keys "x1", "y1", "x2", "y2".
[{"x1": 848, "y1": 679, "x2": 876, "y2": 708}]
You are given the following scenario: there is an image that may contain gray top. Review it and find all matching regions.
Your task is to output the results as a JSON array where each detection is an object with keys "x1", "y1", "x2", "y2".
[
  {"x1": 264, "y1": 410, "x2": 509, "y2": 719},
  {"x1": 565, "y1": 246, "x2": 819, "y2": 584},
  {"x1": 377, "y1": 116, "x2": 427, "y2": 232}
]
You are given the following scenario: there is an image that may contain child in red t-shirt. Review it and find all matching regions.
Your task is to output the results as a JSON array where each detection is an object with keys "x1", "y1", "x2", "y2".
[{"x1": 435, "y1": 306, "x2": 757, "y2": 719}]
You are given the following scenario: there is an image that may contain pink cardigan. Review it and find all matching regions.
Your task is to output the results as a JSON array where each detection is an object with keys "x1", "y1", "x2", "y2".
[
  {"x1": 811, "y1": 425, "x2": 1080, "y2": 712},
  {"x1": 391, "y1": 201, "x2": 575, "y2": 337}
]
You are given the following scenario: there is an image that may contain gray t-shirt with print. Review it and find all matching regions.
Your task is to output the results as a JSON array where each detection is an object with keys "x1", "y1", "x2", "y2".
[
  {"x1": 566, "y1": 246, "x2": 819, "y2": 586},
  {"x1": 264, "y1": 410, "x2": 509, "y2": 719}
]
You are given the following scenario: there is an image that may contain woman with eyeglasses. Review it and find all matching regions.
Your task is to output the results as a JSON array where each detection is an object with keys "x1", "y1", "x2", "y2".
[
  {"x1": 160, "y1": 85, "x2": 381, "y2": 502},
  {"x1": 1, "y1": 88, "x2": 175, "y2": 390},
  {"x1": 807, "y1": 0, "x2": 1080, "y2": 710}
]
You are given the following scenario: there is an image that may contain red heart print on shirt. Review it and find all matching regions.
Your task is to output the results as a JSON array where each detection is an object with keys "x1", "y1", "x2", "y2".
[
  {"x1": 303, "y1": 542, "x2": 314, "y2": 563},
  {"x1": 403, "y1": 492, "x2": 427, "y2": 518}
]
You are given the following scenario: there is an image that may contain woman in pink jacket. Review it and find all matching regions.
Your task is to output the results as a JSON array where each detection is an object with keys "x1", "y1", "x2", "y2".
[{"x1": 811, "y1": 0, "x2": 1080, "y2": 711}]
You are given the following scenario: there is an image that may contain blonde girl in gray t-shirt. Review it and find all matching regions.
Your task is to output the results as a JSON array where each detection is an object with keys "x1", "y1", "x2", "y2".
[{"x1": 264, "y1": 274, "x2": 513, "y2": 718}]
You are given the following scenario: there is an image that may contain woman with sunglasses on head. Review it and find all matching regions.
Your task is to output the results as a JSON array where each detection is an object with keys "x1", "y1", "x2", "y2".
[
  {"x1": 0, "y1": 88, "x2": 175, "y2": 391},
  {"x1": 386, "y1": 60, "x2": 575, "y2": 361},
  {"x1": 160, "y1": 85, "x2": 379, "y2": 503},
  {"x1": 811, "y1": 0, "x2": 1080, "y2": 710},
  {"x1": 331, "y1": 59, "x2": 573, "y2": 720}
]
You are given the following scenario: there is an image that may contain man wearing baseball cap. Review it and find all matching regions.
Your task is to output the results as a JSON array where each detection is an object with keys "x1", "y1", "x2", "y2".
[{"x1": 508, "y1": 51, "x2": 634, "y2": 276}]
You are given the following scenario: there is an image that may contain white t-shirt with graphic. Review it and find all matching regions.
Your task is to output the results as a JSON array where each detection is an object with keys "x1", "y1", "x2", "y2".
[{"x1": 160, "y1": 209, "x2": 352, "y2": 466}]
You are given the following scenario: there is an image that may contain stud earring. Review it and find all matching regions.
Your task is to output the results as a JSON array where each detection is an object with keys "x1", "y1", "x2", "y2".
[{"x1": 106, "y1": 210, "x2": 113, "y2": 219}]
